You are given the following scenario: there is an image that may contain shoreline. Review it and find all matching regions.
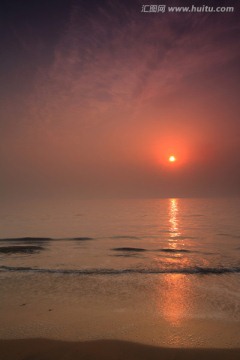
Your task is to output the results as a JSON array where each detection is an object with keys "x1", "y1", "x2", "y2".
[{"x1": 0, "y1": 339, "x2": 240, "y2": 360}]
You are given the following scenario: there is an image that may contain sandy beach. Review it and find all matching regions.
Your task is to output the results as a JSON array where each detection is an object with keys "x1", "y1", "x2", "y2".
[{"x1": 1, "y1": 339, "x2": 240, "y2": 360}]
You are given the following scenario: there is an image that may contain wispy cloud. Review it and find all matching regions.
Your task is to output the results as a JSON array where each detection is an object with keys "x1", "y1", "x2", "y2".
[{"x1": 1, "y1": 0, "x2": 240, "y2": 197}]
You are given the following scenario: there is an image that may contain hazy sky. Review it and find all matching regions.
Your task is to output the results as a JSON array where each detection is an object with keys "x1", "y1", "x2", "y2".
[{"x1": 1, "y1": 0, "x2": 240, "y2": 199}]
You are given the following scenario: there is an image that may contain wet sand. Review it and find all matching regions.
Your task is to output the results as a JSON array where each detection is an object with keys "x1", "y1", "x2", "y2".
[{"x1": 0, "y1": 339, "x2": 240, "y2": 360}]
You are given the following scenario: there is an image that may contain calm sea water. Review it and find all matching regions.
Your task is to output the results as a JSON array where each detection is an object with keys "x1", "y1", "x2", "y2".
[
  {"x1": 1, "y1": 197, "x2": 240, "y2": 274},
  {"x1": 1, "y1": 197, "x2": 240, "y2": 346}
]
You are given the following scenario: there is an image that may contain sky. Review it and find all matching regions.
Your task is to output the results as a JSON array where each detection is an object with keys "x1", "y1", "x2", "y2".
[{"x1": 0, "y1": 0, "x2": 240, "y2": 199}]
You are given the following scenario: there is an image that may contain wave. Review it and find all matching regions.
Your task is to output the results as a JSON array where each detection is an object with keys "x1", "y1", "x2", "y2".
[
  {"x1": 157, "y1": 248, "x2": 191, "y2": 253},
  {"x1": 1, "y1": 265, "x2": 240, "y2": 275},
  {"x1": 0, "y1": 237, "x2": 94, "y2": 242},
  {"x1": 169, "y1": 236, "x2": 197, "y2": 240},
  {"x1": 0, "y1": 246, "x2": 44, "y2": 254},
  {"x1": 112, "y1": 247, "x2": 193, "y2": 253},
  {"x1": 112, "y1": 247, "x2": 146, "y2": 252},
  {"x1": 0, "y1": 237, "x2": 51, "y2": 242},
  {"x1": 217, "y1": 233, "x2": 240, "y2": 239}
]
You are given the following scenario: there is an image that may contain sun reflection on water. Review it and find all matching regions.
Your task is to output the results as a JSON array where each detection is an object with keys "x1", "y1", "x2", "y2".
[
  {"x1": 156, "y1": 199, "x2": 192, "y2": 334},
  {"x1": 169, "y1": 198, "x2": 181, "y2": 247},
  {"x1": 161, "y1": 274, "x2": 189, "y2": 327}
]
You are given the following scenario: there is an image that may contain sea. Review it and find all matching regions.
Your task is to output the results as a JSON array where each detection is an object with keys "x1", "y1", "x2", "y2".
[{"x1": 0, "y1": 197, "x2": 240, "y2": 348}]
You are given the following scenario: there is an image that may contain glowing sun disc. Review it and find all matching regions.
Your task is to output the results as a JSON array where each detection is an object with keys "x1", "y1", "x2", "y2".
[{"x1": 169, "y1": 155, "x2": 176, "y2": 162}]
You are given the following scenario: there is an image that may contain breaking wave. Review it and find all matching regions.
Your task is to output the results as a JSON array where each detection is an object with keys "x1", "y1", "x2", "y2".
[{"x1": 1, "y1": 265, "x2": 240, "y2": 275}]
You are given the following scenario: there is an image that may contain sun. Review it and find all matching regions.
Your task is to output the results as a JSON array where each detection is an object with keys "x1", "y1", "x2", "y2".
[{"x1": 169, "y1": 155, "x2": 176, "y2": 162}]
